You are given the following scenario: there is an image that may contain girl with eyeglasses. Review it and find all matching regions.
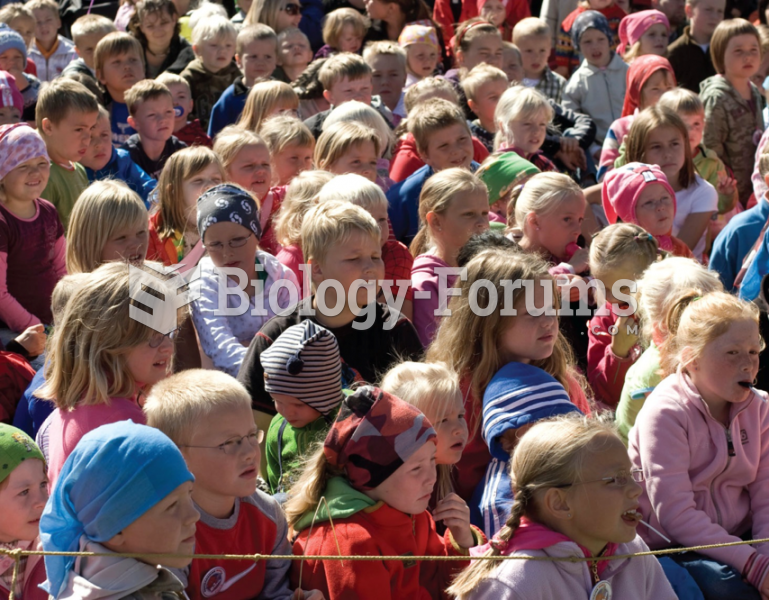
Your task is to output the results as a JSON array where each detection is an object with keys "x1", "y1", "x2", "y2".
[
  {"x1": 244, "y1": 0, "x2": 302, "y2": 34},
  {"x1": 191, "y1": 184, "x2": 298, "y2": 378},
  {"x1": 448, "y1": 413, "x2": 676, "y2": 600}
]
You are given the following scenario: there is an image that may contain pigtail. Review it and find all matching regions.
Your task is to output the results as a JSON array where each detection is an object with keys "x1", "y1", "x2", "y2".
[
  {"x1": 284, "y1": 443, "x2": 343, "y2": 533},
  {"x1": 658, "y1": 289, "x2": 705, "y2": 376}
]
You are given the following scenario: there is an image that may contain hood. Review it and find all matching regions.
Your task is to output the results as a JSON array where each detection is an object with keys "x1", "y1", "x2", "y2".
[
  {"x1": 411, "y1": 253, "x2": 450, "y2": 275},
  {"x1": 293, "y1": 476, "x2": 378, "y2": 532},
  {"x1": 699, "y1": 74, "x2": 737, "y2": 98}
]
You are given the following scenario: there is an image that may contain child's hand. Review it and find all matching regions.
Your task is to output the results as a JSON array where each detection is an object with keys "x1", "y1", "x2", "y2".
[
  {"x1": 716, "y1": 172, "x2": 737, "y2": 200},
  {"x1": 433, "y1": 493, "x2": 475, "y2": 549},
  {"x1": 610, "y1": 315, "x2": 639, "y2": 358},
  {"x1": 560, "y1": 136, "x2": 579, "y2": 153},
  {"x1": 292, "y1": 590, "x2": 325, "y2": 600},
  {"x1": 567, "y1": 247, "x2": 590, "y2": 273},
  {"x1": 15, "y1": 323, "x2": 45, "y2": 357},
  {"x1": 555, "y1": 274, "x2": 586, "y2": 302}
]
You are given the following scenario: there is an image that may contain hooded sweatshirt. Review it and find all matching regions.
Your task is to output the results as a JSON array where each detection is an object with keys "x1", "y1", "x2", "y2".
[
  {"x1": 629, "y1": 370, "x2": 769, "y2": 578},
  {"x1": 291, "y1": 477, "x2": 483, "y2": 600},
  {"x1": 411, "y1": 254, "x2": 457, "y2": 347}
]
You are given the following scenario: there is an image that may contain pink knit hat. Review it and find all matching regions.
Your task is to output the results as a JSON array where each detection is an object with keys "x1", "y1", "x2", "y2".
[
  {"x1": 618, "y1": 10, "x2": 670, "y2": 55},
  {"x1": 601, "y1": 162, "x2": 676, "y2": 226},
  {"x1": 0, "y1": 70, "x2": 23, "y2": 115},
  {"x1": 0, "y1": 123, "x2": 49, "y2": 181}
]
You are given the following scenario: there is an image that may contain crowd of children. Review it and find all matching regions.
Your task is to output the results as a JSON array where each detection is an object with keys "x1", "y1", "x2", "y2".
[{"x1": 4, "y1": 0, "x2": 769, "y2": 598}]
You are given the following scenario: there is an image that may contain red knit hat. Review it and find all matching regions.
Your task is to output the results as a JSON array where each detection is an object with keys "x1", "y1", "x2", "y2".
[
  {"x1": 601, "y1": 162, "x2": 677, "y2": 226},
  {"x1": 621, "y1": 55, "x2": 675, "y2": 117}
]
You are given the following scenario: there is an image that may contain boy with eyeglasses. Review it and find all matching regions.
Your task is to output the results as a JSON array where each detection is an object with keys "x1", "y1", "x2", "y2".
[{"x1": 144, "y1": 369, "x2": 324, "y2": 600}]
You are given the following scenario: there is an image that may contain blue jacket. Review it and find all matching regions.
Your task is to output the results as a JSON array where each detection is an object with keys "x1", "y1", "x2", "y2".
[
  {"x1": 208, "y1": 79, "x2": 249, "y2": 138},
  {"x1": 12, "y1": 368, "x2": 52, "y2": 438},
  {"x1": 85, "y1": 147, "x2": 155, "y2": 207},
  {"x1": 298, "y1": 0, "x2": 325, "y2": 51}
]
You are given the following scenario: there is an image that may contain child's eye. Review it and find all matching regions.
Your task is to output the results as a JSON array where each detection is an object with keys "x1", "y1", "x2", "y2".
[{"x1": 17, "y1": 489, "x2": 29, "y2": 497}]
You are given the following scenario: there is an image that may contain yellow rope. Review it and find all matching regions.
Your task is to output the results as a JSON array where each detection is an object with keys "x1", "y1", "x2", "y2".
[{"x1": 8, "y1": 549, "x2": 19, "y2": 600}]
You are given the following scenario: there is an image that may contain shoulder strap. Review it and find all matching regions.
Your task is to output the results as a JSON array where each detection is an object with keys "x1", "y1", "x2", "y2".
[{"x1": 276, "y1": 419, "x2": 289, "y2": 494}]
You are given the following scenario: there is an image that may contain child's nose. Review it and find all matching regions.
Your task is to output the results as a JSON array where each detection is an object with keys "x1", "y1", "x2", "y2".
[{"x1": 628, "y1": 479, "x2": 643, "y2": 499}]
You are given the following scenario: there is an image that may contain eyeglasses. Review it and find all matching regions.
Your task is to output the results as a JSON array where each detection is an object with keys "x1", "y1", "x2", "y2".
[
  {"x1": 181, "y1": 431, "x2": 265, "y2": 456},
  {"x1": 205, "y1": 234, "x2": 253, "y2": 252},
  {"x1": 281, "y1": 3, "x2": 301, "y2": 15},
  {"x1": 637, "y1": 196, "x2": 673, "y2": 211},
  {"x1": 149, "y1": 327, "x2": 179, "y2": 348},
  {"x1": 555, "y1": 469, "x2": 644, "y2": 489}
]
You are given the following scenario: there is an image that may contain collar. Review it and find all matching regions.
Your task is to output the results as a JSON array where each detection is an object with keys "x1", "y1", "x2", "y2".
[{"x1": 37, "y1": 37, "x2": 60, "y2": 60}]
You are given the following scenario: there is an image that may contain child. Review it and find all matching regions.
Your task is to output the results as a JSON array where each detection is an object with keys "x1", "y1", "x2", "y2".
[
  {"x1": 0, "y1": 423, "x2": 48, "y2": 600},
  {"x1": 476, "y1": 151, "x2": 539, "y2": 224},
  {"x1": 494, "y1": 85, "x2": 557, "y2": 171},
  {"x1": 80, "y1": 105, "x2": 156, "y2": 205},
  {"x1": 275, "y1": 27, "x2": 312, "y2": 83},
  {"x1": 286, "y1": 386, "x2": 483, "y2": 598},
  {"x1": 410, "y1": 169, "x2": 489, "y2": 346},
  {"x1": 398, "y1": 23, "x2": 440, "y2": 86},
  {"x1": 388, "y1": 98, "x2": 479, "y2": 243},
  {"x1": 622, "y1": 107, "x2": 718, "y2": 261},
  {"x1": 156, "y1": 72, "x2": 212, "y2": 147},
  {"x1": 128, "y1": 0, "x2": 194, "y2": 79},
  {"x1": 94, "y1": 32, "x2": 145, "y2": 145},
  {"x1": 26, "y1": 0, "x2": 77, "y2": 82},
  {"x1": 144, "y1": 369, "x2": 322, "y2": 600},
  {"x1": 615, "y1": 257, "x2": 722, "y2": 441},
  {"x1": 555, "y1": 0, "x2": 626, "y2": 77},
  {"x1": 65, "y1": 181, "x2": 148, "y2": 274},
  {"x1": 667, "y1": 0, "x2": 723, "y2": 92},
  {"x1": 598, "y1": 54, "x2": 675, "y2": 180},
  {"x1": 260, "y1": 320, "x2": 344, "y2": 495},
  {"x1": 35, "y1": 262, "x2": 178, "y2": 481},
  {"x1": 243, "y1": 0, "x2": 302, "y2": 34},
  {"x1": 314, "y1": 120, "x2": 381, "y2": 181},
  {"x1": 0, "y1": 5, "x2": 35, "y2": 50},
  {"x1": 602, "y1": 162, "x2": 693, "y2": 258},
  {"x1": 236, "y1": 200, "x2": 423, "y2": 415},
  {"x1": 208, "y1": 24, "x2": 278, "y2": 137},
  {"x1": 0, "y1": 124, "x2": 65, "y2": 339},
  {"x1": 462, "y1": 64, "x2": 509, "y2": 152},
  {"x1": 701, "y1": 19, "x2": 765, "y2": 207},
  {"x1": 316, "y1": 7, "x2": 368, "y2": 59},
  {"x1": 147, "y1": 146, "x2": 224, "y2": 266},
  {"x1": 562, "y1": 11, "x2": 628, "y2": 149},
  {"x1": 587, "y1": 223, "x2": 658, "y2": 409},
  {"x1": 448, "y1": 414, "x2": 676, "y2": 599},
  {"x1": 0, "y1": 24, "x2": 40, "y2": 123},
  {"x1": 260, "y1": 114, "x2": 314, "y2": 186},
  {"x1": 236, "y1": 80, "x2": 299, "y2": 133},
  {"x1": 618, "y1": 9, "x2": 670, "y2": 61},
  {"x1": 124, "y1": 79, "x2": 187, "y2": 179},
  {"x1": 513, "y1": 17, "x2": 567, "y2": 103},
  {"x1": 501, "y1": 41, "x2": 523, "y2": 82},
  {"x1": 629, "y1": 292, "x2": 769, "y2": 599},
  {"x1": 39, "y1": 421, "x2": 199, "y2": 598},
  {"x1": 191, "y1": 184, "x2": 297, "y2": 376},
  {"x1": 363, "y1": 41, "x2": 407, "y2": 119},
  {"x1": 445, "y1": 19, "x2": 504, "y2": 110},
  {"x1": 62, "y1": 14, "x2": 116, "y2": 82},
  {"x1": 181, "y1": 16, "x2": 241, "y2": 130}
]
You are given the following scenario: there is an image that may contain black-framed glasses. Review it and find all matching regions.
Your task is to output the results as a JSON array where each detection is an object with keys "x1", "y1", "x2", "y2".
[
  {"x1": 181, "y1": 431, "x2": 264, "y2": 456},
  {"x1": 555, "y1": 469, "x2": 644, "y2": 489},
  {"x1": 149, "y1": 327, "x2": 179, "y2": 348},
  {"x1": 281, "y1": 2, "x2": 301, "y2": 15},
  {"x1": 205, "y1": 233, "x2": 253, "y2": 252}
]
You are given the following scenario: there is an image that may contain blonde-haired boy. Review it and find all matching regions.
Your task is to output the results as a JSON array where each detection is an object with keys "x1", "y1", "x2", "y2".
[
  {"x1": 276, "y1": 27, "x2": 312, "y2": 83},
  {"x1": 181, "y1": 15, "x2": 241, "y2": 130},
  {"x1": 462, "y1": 63, "x2": 509, "y2": 152},
  {"x1": 363, "y1": 41, "x2": 407, "y2": 117},
  {"x1": 62, "y1": 14, "x2": 116, "y2": 82},
  {"x1": 144, "y1": 369, "x2": 321, "y2": 600},
  {"x1": 26, "y1": 0, "x2": 78, "y2": 82},
  {"x1": 512, "y1": 17, "x2": 566, "y2": 104},
  {"x1": 236, "y1": 200, "x2": 422, "y2": 416}
]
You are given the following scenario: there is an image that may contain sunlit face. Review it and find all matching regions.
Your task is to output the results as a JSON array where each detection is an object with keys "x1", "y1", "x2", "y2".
[
  {"x1": 328, "y1": 140, "x2": 379, "y2": 181},
  {"x1": 679, "y1": 111, "x2": 705, "y2": 153},
  {"x1": 480, "y1": 0, "x2": 506, "y2": 27},
  {"x1": 74, "y1": 31, "x2": 105, "y2": 69},
  {"x1": 429, "y1": 189, "x2": 490, "y2": 252},
  {"x1": 579, "y1": 28, "x2": 611, "y2": 68},
  {"x1": 139, "y1": 10, "x2": 176, "y2": 49},
  {"x1": 81, "y1": 114, "x2": 113, "y2": 171},
  {"x1": 0, "y1": 48, "x2": 25, "y2": 75},
  {"x1": 638, "y1": 23, "x2": 669, "y2": 56},
  {"x1": 194, "y1": 34, "x2": 236, "y2": 73},
  {"x1": 364, "y1": 0, "x2": 389, "y2": 21},
  {"x1": 497, "y1": 279, "x2": 558, "y2": 363},
  {"x1": 2, "y1": 155, "x2": 50, "y2": 203},
  {"x1": 124, "y1": 330, "x2": 174, "y2": 387},
  {"x1": 506, "y1": 109, "x2": 549, "y2": 155},
  {"x1": 0, "y1": 459, "x2": 48, "y2": 543},
  {"x1": 643, "y1": 125, "x2": 685, "y2": 189},
  {"x1": 528, "y1": 192, "x2": 586, "y2": 259},
  {"x1": 275, "y1": 0, "x2": 302, "y2": 32},
  {"x1": 101, "y1": 219, "x2": 150, "y2": 266},
  {"x1": 723, "y1": 33, "x2": 761, "y2": 80},
  {"x1": 42, "y1": 109, "x2": 99, "y2": 163},
  {"x1": 204, "y1": 220, "x2": 259, "y2": 273},
  {"x1": 633, "y1": 182, "x2": 674, "y2": 236},
  {"x1": 517, "y1": 34, "x2": 550, "y2": 80},
  {"x1": 337, "y1": 23, "x2": 363, "y2": 53},
  {"x1": 271, "y1": 393, "x2": 323, "y2": 428},
  {"x1": 421, "y1": 123, "x2": 474, "y2": 171},
  {"x1": 369, "y1": 53, "x2": 406, "y2": 111},
  {"x1": 165, "y1": 82, "x2": 193, "y2": 131},
  {"x1": 364, "y1": 441, "x2": 437, "y2": 515},
  {"x1": 324, "y1": 75, "x2": 373, "y2": 107},
  {"x1": 638, "y1": 69, "x2": 675, "y2": 109},
  {"x1": 9, "y1": 16, "x2": 35, "y2": 49},
  {"x1": 502, "y1": 45, "x2": 524, "y2": 83},
  {"x1": 32, "y1": 8, "x2": 60, "y2": 48},
  {"x1": 468, "y1": 78, "x2": 507, "y2": 126},
  {"x1": 237, "y1": 38, "x2": 277, "y2": 86},
  {"x1": 430, "y1": 392, "x2": 468, "y2": 465},
  {"x1": 97, "y1": 50, "x2": 144, "y2": 93},
  {"x1": 181, "y1": 163, "x2": 224, "y2": 226},
  {"x1": 0, "y1": 105, "x2": 21, "y2": 126},
  {"x1": 277, "y1": 31, "x2": 312, "y2": 69},
  {"x1": 128, "y1": 95, "x2": 175, "y2": 143},
  {"x1": 272, "y1": 142, "x2": 314, "y2": 186},
  {"x1": 457, "y1": 33, "x2": 503, "y2": 70},
  {"x1": 225, "y1": 143, "x2": 272, "y2": 199},
  {"x1": 687, "y1": 0, "x2": 724, "y2": 40},
  {"x1": 406, "y1": 42, "x2": 439, "y2": 78}
]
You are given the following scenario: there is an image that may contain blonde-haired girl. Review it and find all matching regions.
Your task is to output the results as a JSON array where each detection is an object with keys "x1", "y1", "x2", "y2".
[
  {"x1": 259, "y1": 115, "x2": 314, "y2": 187},
  {"x1": 274, "y1": 169, "x2": 334, "y2": 296},
  {"x1": 629, "y1": 291, "x2": 769, "y2": 599},
  {"x1": 409, "y1": 168, "x2": 489, "y2": 346},
  {"x1": 426, "y1": 249, "x2": 591, "y2": 502},
  {"x1": 318, "y1": 7, "x2": 369, "y2": 56},
  {"x1": 449, "y1": 414, "x2": 675, "y2": 599},
  {"x1": 314, "y1": 120, "x2": 381, "y2": 183},
  {"x1": 213, "y1": 126, "x2": 282, "y2": 254},
  {"x1": 586, "y1": 223, "x2": 658, "y2": 409},
  {"x1": 66, "y1": 180, "x2": 149, "y2": 274},
  {"x1": 615, "y1": 256, "x2": 723, "y2": 441},
  {"x1": 36, "y1": 261, "x2": 180, "y2": 482},
  {"x1": 147, "y1": 146, "x2": 225, "y2": 266},
  {"x1": 237, "y1": 80, "x2": 299, "y2": 133}
]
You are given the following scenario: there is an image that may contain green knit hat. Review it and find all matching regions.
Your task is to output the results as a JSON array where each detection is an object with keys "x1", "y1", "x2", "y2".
[
  {"x1": 476, "y1": 152, "x2": 540, "y2": 205},
  {"x1": 0, "y1": 423, "x2": 45, "y2": 485}
]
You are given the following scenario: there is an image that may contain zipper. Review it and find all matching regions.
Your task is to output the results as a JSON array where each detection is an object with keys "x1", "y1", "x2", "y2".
[{"x1": 709, "y1": 425, "x2": 735, "y2": 526}]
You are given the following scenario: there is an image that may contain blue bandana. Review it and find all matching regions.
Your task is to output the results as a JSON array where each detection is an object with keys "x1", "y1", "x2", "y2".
[
  {"x1": 197, "y1": 184, "x2": 262, "y2": 243},
  {"x1": 571, "y1": 10, "x2": 614, "y2": 50}
]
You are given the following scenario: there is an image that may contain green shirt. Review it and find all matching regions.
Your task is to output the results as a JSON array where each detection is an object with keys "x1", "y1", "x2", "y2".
[
  {"x1": 616, "y1": 343, "x2": 661, "y2": 444},
  {"x1": 42, "y1": 162, "x2": 88, "y2": 232}
]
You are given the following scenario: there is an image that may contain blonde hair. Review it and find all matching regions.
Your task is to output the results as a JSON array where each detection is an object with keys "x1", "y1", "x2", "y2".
[
  {"x1": 323, "y1": 100, "x2": 393, "y2": 158},
  {"x1": 403, "y1": 76, "x2": 458, "y2": 114},
  {"x1": 237, "y1": 80, "x2": 298, "y2": 132},
  {"x1": 0, "y1": 4, "x2": 34, "y2": 26},
  {"x1": 411, "y1": 168, "x2": 487, "y2": 257},
  {"x1": 588, "y1": 223, "x2": 659, "y2": 280},
  {"x1": 71, "y1": 13, "x2": 116, "y2": 41},
  {"x1": 192, "y1": 14, "x2": 236, "y2": 46},
  {"x1": 260, "y1": 115, "x2": 314, "y2": 157},
  {"x1": 36, "y1": 262, "x2": 177, "y2": 410},
  {"x1": 449, "y1": 414, "x2": 619, "y2": 597},
  {"x1": 66, "y1": 181, "x2": 149, "y2": 274},
  {"x1": 51, "y1": 273, "x2": 91, "y2": 324},
  {"x1": 658, "y1": 87, "x2": 703, "y2": 116},
  {"x1": 322, "y1": 8, "x2": 369, "y2": 48},
  {"x1": 453, "y1": 17, "x2": 500, "y2": 56},
  {"x1": 661, "y1": 291, "x2": 762, "y2": 375},
  {"x1": 494, "y1": 85, "x2": 553, "y2": 151},
  {"x1": 380, "y1": 360, "x2": 461, "y2": 500},
  {"x1": 26, "y1": 0, "x2": 58, "y2": 17},
  {"x1": 94, "y1": 32, "x2": 144, "y2": 74},
  {"x1": 213, "y1": 125, "x2": 267, "y2": 172},
  {"x1": 188, "y1": 1, "x2": 227, "y2": 30},
  {"x1": 236, "y1": 23, "x2": 277, "y2": 55},
  {"x1": 155, "y1": 72, "x2": 189, "y2": 92},
  {"x1": 244, "y1": 0, "x2": 285, "y2": 30},
  {"x1": 144, "y1": 369, "x2": 252, "y2": 445},
  {"x1": 284, "y1": 443, "x2": 344, "y2": 529},
  {"x1": 314, "y1": 121, "x2": 381, "y2": 171},
  {"x1": 156, "y1": 147, "x2": 225, "y2": 238},
  {"x1": 510, "y1": 172, "x2": 581, "y2": 235},
  {"x1": 362, "y1": 40, "x2": 407, "y2": 71},
  {"x1": 301, "y1": 200, "x2": 380, "y2": 265},
  {"x1": 511, "y1": 16, "x2": 550, "y2": 43},
  {"x1": 407, "y1": 98, "x2": 469, "y2": 157},
  {"x1": 274, "y1": 170, "x2": 334, "y2": 246},
  {"x1": 35, "y1": 78, "x2": 99, "y2": 130},
  {"x1": 318, "y1": 52, "x2": 372, "y2": 90},
  {"x1": 317, "y1": 173, "x2": 387, "y2": 212},
  {"x1": 460, "y1": 63, "x2": 508, "y2": 102}
]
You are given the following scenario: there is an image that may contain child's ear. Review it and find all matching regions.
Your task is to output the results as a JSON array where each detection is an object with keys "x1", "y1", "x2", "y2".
[
  {"x1": 235, "y1": 53, "x2": 243, "y2": 69},
  {"x1": 96, "y1": 69, "x2": 105, "y2": 85},
  {"x1": 467, "y1": 98, "x2": 478, "y2": 114},
  {"x1": 455, "y1": 48, "x2": 464, "y2": 67},
  {"x1": 526, "y1": 212, "x2": 540, "y2": 232},
  {"x1": 541, "y1": 487, "x2": 573, "y2": 522},
  {"x1": 425, "y1": 210, "x2": 440, "y2": 231},
  {"x1": 105, "y1": 531, "x2": 126, "y2": 548},
  {"x1": 684, "y1": 3, "x2": 694, "y2": 19},
  {"x1": 322, "y1": 89, "x2": 333, "y2": 104},
  {"x1": 310, "y1": 258, "x2": 324, "y2": 284},
  {"x1": 40, "y1": 117, "x2": 53, "y2": 136},
  {"x1": 763, "y1": 172, "x2": 769, "y2": 187},
  {"x1": 192, "y1": 44, "x2": 200, "y2": 57},
  {"x1": 127, "y1": 115, "x2": 136, "y2": 129}
]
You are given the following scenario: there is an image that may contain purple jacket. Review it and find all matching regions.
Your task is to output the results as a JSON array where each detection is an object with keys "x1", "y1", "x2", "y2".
[{"x1": 410, "y1": 254, "x2": 457, "y2": 347}]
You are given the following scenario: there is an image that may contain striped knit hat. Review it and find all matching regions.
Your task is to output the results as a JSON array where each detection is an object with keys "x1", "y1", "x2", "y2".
[{"x1": 260, "y1": 320, "x2": 344, "y2": 416}]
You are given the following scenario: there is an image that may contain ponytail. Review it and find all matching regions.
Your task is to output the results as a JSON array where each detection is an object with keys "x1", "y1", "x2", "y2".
[
  {"x1": 284, "y1": 444, "x2": 343, "y2": 532},
  {"x1": 658, "y1": 289, "x2": 704, "y2": 376}
]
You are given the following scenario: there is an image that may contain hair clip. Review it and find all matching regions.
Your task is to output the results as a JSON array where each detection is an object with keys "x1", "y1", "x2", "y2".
[{"x1": 490, "y1": 536, "x2": 509, "y2": 552}]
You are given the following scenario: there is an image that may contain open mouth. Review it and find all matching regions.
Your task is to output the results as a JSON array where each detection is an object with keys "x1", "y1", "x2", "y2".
[
  {"x1": 738, "y1": 381, "x2": 752, "y2": 389},
  {"x1": 153, "y1": 359, "x2": 168, "y2": 368},
  {"x1": 622, "y1": 509, "x2": 642, "y2": 524},
  {"x1": 450, "y1": 441, "x2": 465, "y2": 451},
  {"x1": 240, "y1": 467, "x2": 256, "y2": 478},
  {"x1": 128, "y1": 253, "x2": 142, "y2": 263}
]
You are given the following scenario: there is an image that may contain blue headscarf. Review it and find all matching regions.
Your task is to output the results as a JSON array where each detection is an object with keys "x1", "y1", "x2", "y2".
[{"x1": 39, "y1": 421, "x2": 194, "y2": 598}]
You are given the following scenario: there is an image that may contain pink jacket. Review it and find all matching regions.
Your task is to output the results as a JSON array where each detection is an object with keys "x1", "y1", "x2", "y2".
[
  {"x1": 411, "y1": 254, "x2": 456, "y2": 347},
  {"x1": 629, "y1": 370, "x2": 769, "y2": 574}
]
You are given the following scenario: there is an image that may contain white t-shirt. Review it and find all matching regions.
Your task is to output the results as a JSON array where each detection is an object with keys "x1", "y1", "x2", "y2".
[{"x1": 672, "y1": 173, "x2": 718, "y2": 261}]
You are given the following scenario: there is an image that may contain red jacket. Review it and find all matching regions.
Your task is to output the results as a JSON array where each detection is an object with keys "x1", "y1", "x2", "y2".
[
  {"x1": 146, "y1": 212, "x2": 179, "y2": 267},
  {"x1": 389, "y1": 133, "x2": 489, "y2": 183},
  {"x1": 433, "y1": 0, "x2": 529, "y2": 55},
  {"x1": 174, "y1": 119, "x2": 213, "y2": 148},
  {"x1": 292, "y1": 502, "x2": 477, "y2": 600}
]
